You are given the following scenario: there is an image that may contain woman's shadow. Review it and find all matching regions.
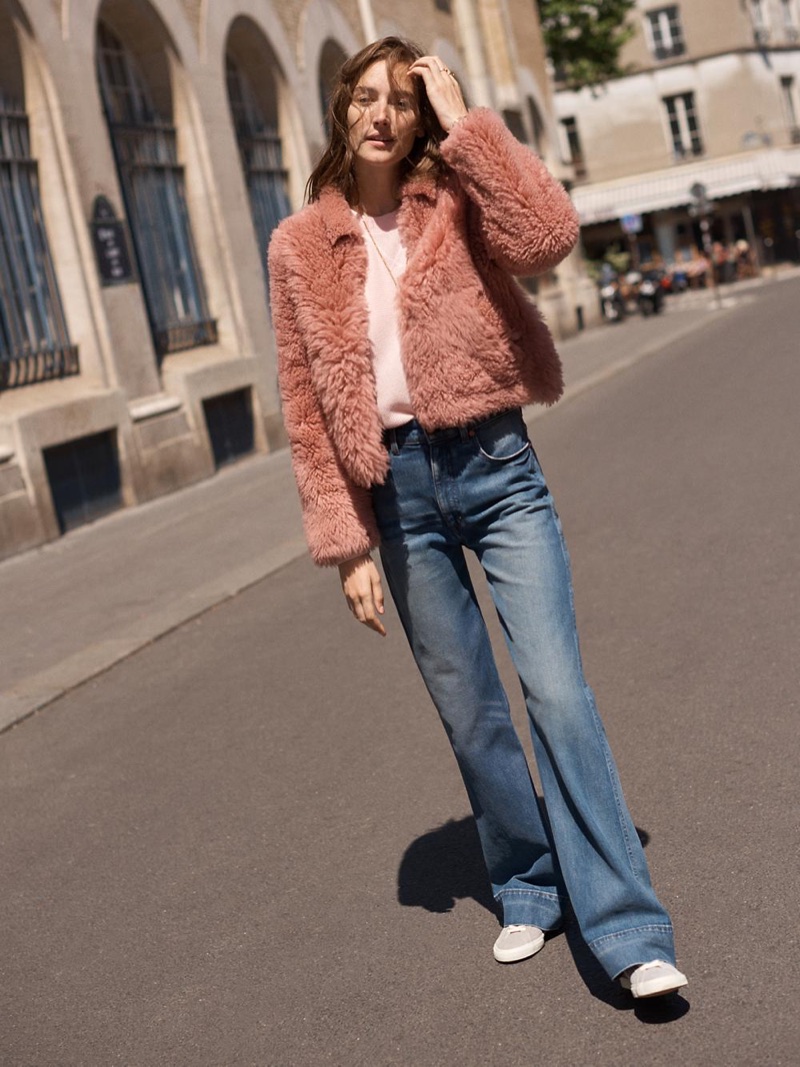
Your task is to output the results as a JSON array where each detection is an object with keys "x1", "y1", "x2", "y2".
[{"x1": 397, "y1": 815, "x2": 689, "y2": 1022}]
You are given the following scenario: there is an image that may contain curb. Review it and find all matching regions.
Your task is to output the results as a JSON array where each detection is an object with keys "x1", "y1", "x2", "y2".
[{"x1": 0, "y1": 537, "x2": 307, "y2": 734}]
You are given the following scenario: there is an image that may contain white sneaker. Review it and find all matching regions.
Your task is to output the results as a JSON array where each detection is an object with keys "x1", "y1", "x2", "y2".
[
  {"x1": 620, "y1": 960, "x2": 688, "y2": 998},
  {"x1": 493, "y1": 924, "x2": 545, "y2": 963}
]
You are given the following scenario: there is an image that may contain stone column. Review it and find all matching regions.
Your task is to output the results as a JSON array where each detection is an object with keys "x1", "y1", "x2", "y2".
[
  {"x1": 452, "y1": 0, "x2": 495, "y2": 108},
  {"x1": 356, "y1": 0, "x2": 378, "y2": 43}
]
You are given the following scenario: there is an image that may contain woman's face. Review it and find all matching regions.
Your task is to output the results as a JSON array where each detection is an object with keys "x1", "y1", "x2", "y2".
[{"x1": 347, "y1": 59, "x2": 422, "y2": 176}]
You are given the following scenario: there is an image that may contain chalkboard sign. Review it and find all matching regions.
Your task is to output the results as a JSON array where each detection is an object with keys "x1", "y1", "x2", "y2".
[{"x1": 91, "y1": 196, "x2": 135, "y2": 286}]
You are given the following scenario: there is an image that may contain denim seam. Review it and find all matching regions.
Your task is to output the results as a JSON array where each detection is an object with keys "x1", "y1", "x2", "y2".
[
  {"x1": 553, "y1": 512, "x2": 642, "y2": 881},
  {"x1": 495, "y1": 888, "x2": 567, "y2": 904},
  {"x1": 589, "y1": 924, "x2": 674, "y2": 949},
  {"x1": 477, "y1": 441, "x2": 531, "y2": 463},
  {"x1": 588, "y1": 687, "x2": 641, "y2": 877},
  {"x1": 427, "y1": 445, "x2": 463, "y2": 541}
]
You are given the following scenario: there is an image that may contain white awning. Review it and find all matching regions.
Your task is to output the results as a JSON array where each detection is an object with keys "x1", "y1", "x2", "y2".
[{"x1": 571, "y1": 147, "x2": 800, "y2": 225}]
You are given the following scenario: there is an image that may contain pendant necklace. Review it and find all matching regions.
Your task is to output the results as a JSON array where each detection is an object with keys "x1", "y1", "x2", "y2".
[{"x1": 359, "y1": 212, "x2": 400, "y2": 289}]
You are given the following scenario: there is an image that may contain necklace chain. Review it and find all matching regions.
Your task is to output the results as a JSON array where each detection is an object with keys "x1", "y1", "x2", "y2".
[{"x1": 359, "y1": 213, "x2": 400, "y2": 289}]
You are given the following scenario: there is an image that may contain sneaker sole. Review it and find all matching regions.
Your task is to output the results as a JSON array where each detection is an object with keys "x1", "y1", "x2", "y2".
[
  {"x1": 493, "y1": 932, "x2": 546, "y2": 964},
  {"x1": 620, "y1": 974, "x2": 688, "y2": 998}
]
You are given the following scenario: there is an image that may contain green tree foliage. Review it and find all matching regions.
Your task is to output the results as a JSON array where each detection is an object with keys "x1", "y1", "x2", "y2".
[{"x1": 537, "y1": 0, "x2": 638, "y2": 89}]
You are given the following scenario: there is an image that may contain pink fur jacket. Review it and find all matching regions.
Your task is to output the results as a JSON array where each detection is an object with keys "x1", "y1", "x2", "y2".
[{"x1": 268, "y1": 108, "x2": 579, "y2": 566}]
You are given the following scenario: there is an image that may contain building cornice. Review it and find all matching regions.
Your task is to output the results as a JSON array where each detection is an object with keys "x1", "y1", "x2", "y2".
[{"x1": 554, "y1": 45, "x2": 800, "y2": 95}]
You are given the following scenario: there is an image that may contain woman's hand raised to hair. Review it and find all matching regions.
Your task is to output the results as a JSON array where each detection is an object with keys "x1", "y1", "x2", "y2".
[
  {"x1": 338, "y1": 553, "x2": 387, "y2": 637},
  {"x1": 408, "y1": 56, "x2": 469, "y2": 134}
]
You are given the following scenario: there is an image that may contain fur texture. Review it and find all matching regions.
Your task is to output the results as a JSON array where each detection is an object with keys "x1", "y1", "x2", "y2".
[{"x1": 268, "y1": 108, "x2": 579, "y2": 566}]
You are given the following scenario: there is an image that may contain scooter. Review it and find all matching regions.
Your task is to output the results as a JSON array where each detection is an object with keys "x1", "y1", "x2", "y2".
[
  {"x1": 599, "y1": 276, "x2": 626, "y2": 322},
  {"x1": 637, "y1": 270, "x2": 666, "y2": 316}
]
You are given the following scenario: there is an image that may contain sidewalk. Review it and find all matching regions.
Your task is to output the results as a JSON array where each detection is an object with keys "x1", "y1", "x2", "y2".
[{"x1": 0, "y1": 280, "x2": 775, "y2": 732}]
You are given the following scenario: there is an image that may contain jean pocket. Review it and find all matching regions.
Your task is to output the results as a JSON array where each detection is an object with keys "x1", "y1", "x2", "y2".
[{"x1": 475, "y1": 411, "x2": 532, "y2": 463}]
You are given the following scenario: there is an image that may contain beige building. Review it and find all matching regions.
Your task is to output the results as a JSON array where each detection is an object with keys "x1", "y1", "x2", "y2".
[
  {"x1": 554, "y1": 0, "x2": 800, "y2": 267},
  {"x1": 0, "y1": 0, "x2": 593, "y2": 561}
]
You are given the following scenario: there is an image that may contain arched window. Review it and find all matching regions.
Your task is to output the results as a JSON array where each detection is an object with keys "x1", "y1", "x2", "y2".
[
  {"x1": 225, "y1": 49, "x2": 290, "y2": 294},
  {"x1": 96, "y1": 21, "x2": 216, "y2": 360},
  {"x1": 318, "y1": 39, "x2": 347, "y2": 135},
  {"x1": 0, "y1": 19, "x2": 77, "y2": 389},
  {"x1": 527, "y1": 97, "x2": 547, "y2": 158}
]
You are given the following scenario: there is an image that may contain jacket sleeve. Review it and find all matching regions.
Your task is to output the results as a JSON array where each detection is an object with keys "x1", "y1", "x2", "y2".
[
  {"x1": 439, "y1": 108, "x2": 580, "y2": 277},
  {"x1": 268, "y1": 228, "x2": 380, "y2": 567}
]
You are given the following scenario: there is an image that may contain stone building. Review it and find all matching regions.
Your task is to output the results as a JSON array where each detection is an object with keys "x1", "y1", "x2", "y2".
[
  {"x1": 0, "y1": 0, "x2": 591, "y2": 560},
  {"x1": 554, "y1": 0, "x2": 800, "y2": 268}
]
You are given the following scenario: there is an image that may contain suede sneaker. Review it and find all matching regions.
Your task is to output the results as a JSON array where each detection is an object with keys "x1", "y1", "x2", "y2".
[
  {"x1": 493, "y1": 924, "x2": 545, "y2": 963},
  {"x1": 620, "y1": 960, "x2": 688, "y2": 998}
]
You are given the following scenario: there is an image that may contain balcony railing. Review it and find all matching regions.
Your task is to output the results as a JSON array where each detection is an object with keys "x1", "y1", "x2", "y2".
[
  {"x1": 572, "y1": 156, "x2": 588, "y2": 181},
  {"x1": 153, "y1": 318, "x2": 218, "y2": 358},
  {"x1": 1, "y1": 345, "x2": 79, "y2": 390},
  {"x1": 653, "y1": 42, "x2": 687, "y2": 61}
]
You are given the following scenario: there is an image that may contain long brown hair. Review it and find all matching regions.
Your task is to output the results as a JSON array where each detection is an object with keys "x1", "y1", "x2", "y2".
[{"x1": 306, "y1": 37, "x2": 448, "y2": 205}]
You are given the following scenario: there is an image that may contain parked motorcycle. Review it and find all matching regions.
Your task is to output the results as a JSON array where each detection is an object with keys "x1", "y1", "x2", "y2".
[
  {"x1": 599, "y1": 269, "x2": 626, "y2": 323},
  {"x1": 637, "y1": 269, "x2": 666, "y2": 316}
]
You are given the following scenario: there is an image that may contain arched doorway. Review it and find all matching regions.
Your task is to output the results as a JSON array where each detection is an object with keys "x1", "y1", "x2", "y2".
[
  {"x1": 318, "y1": 38, "x2": 347, "y2": 135},
  {"x1": 527, "y1": 96, "x2": 547, "y2": 158}
]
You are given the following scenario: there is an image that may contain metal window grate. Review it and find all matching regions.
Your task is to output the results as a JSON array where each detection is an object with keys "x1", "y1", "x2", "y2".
[
  {"x1": 0, "y1": 99, "x2": 79, "y2": 390},
  {"x1": 96, "y1": 24, "x2": 217, "y2": 360},
  {"x1": 226, "y1": 55, "x2": 291, "y2": 295}
]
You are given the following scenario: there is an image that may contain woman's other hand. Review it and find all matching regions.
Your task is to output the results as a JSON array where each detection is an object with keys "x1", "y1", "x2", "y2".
[
  {"x1": 408, "y1": 56, "x2": 468, "y2": 134},
  {"x1": 338, "y1": 554, "x2": 387, "y2": 636}
]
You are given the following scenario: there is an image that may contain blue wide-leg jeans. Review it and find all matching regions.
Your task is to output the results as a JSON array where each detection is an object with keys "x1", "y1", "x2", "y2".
[{"x1": 372, "y1": 408, "x2": 676, "y2": 979}]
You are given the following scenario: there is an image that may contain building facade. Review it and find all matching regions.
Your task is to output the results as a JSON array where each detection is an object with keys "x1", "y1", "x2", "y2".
[
  {"x1": 0, "y1": 0, "x2": 592, "y2": 561},
  {"x1": 554, "y1": 0, "x2": 800, "y2": 268}
]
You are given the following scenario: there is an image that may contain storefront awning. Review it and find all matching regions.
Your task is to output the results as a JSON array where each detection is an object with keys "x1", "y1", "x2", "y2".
[{"x1": 571, "y1": 147, "x2": 800, "y2": 225}]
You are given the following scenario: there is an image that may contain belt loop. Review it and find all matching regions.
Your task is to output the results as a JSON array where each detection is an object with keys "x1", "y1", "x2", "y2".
[
  {"x1": 388, "y1": 428, "x2": 400, "y2": 456},
  {"x1": 459, "y1": 424, "x2": 470, "y2": 441}
]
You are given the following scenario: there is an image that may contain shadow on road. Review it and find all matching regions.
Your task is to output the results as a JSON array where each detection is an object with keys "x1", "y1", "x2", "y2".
[
  {"x1": 562, "y1": 913, "x2": 690, "y2": 1021},
  {"x1": 560, "y1": 825, "x2": 691, "y2": 1021},
  {"x1": 398, "y1": 817, "x2": 689, "y2": 1023},
  {"x1": 396, "y1": 815, "x2": 498, "y2": 917}
]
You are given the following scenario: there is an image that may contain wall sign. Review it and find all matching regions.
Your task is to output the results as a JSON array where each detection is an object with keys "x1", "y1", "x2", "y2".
[{"x1": 91, "y1": 196, "x2": 135, "y2": 286}]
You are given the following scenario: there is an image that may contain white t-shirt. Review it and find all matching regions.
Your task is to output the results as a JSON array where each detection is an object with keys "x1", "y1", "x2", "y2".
[{"x1": 357, "y1": 209, "x2": 414, "y2": 430}]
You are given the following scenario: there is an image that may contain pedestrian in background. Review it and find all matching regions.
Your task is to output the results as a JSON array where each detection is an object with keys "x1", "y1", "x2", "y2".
[{"x1": 268, "y1": 36, "x2": 688, "y2": 1000}]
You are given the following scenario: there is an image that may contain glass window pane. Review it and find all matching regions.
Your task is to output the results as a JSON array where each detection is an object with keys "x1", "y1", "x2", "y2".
[
  {"x1": 96, "y1": 23, "x2": 216, "y2": 358},
  {"x1": 225, "y1": 54, "x2": 291, "y2": 296},
  {"x1": 0, "y1": 102, "x2": 78, "y2": 388}
]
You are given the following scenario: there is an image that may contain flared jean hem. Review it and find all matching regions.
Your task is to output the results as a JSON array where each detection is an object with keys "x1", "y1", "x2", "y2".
[
  {"x1": 495, "y1": 887, "x2": 567, "y2": 929},
  {"x1": 589, "y1": 923, "x2": 677, "y2": 979}
]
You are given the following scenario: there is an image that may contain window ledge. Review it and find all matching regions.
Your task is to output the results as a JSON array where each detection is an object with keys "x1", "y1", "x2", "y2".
[
  {"x1": 0, "y1": 376, "x2": 114, "y2": 418},
  {"x1": 129, "y1": 395, "x2": 183, "y2": 422}
]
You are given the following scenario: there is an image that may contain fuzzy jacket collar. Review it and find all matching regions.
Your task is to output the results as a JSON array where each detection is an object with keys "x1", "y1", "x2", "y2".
[{"x1": 316, "y1": 176, "x2": 440, "y2": 245}]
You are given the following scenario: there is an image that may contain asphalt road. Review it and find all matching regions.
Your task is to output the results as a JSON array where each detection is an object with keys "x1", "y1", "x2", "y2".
[{"x1": 2, "y1": 278, "x2": 799, "y2": 1066}]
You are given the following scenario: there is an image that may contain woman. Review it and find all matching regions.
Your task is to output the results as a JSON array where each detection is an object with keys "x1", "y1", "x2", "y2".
[{"x1": 268, "y1": 37, "x2": 687, "y2": 999}]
